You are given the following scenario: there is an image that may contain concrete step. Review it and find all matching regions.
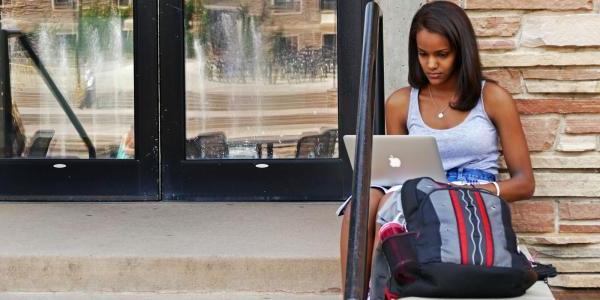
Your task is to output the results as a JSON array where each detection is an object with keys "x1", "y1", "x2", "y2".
[
  {"x1": 0, "y1": 202, "x2": 343, "y2": 295},
  {"x1": 0, "y1": 292, "x2": 339, "y2": 299},
  {"x1": 0, "y1": 202, "x2": 555, "y2": 299}
]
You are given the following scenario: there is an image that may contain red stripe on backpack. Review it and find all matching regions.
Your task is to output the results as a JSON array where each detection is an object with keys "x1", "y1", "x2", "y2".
[
  {"x1": 474, "y1": 191, "x2": 495, "y2": 267},
  {"x1": 449, "y1": 190, "x2": 468, "y2": 265}
]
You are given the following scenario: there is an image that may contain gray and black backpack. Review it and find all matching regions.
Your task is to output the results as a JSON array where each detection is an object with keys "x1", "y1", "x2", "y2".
[{"x1": 380, "y1": 177, "x2": 537, "y2": 299}]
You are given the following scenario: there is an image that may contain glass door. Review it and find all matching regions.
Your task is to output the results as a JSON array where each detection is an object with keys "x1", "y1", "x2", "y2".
[
  {"x1": 0, "y1": 0, "x2": 158, "y2": 200},
  {"x1": 160, "y1": 0, "x2": 364, "y2": 200}
]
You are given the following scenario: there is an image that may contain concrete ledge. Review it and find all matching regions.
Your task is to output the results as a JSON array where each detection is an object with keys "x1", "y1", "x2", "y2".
[
  {"x1": 404, "y1": 282, "x2": 554, "y2": 300},
  {"x1": 0, "y1": 292, "x2": 339, "y2": 299},
  {"x1": 0, "y1": 202, "x2": 343, "y2": 293},
  {"x1": 0, "y1": 256, "x2": 339, "y2": 293},
  {"x1": 0, "y1": 202, "x2": 555, "y2": 299}
]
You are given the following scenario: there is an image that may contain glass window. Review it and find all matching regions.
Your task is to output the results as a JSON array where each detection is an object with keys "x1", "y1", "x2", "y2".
[
  {"x1": 53, "y1": 0, "x2": 77, "y2": 10},
  {"x1": 272, "y1": 0, "x2": 301, "y2": 13},
  {"x1": 323, "y1": 33, "x2": 336, "y2": 51},
  {"x1": 320, "y1": 0, "x2": 335, "y2": 11},
  {"x1": 0, "y1": 1, "x2": 135, "y2": 159},
  {"x1": 185, "y1": 0, "x2": 338, "y2": 159}
]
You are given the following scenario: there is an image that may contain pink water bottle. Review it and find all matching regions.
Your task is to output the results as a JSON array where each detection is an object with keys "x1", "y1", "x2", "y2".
[{"x1": 379, "y1": 221, "x2": 407, "y2": 240}]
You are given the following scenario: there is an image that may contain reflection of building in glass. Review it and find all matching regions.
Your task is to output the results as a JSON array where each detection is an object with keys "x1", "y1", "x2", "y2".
[
  {"x1": 184, "y1": 0, "x2": 338, "y2": 159},
  {"x1": 189, "y1": 0, "x2": 336, "y2": 83},
  {"x1": 0, "y1": 0, "x2": 133, "y2": 34},
  {"x1": 0, "y1": 0, "x2": 135, "y2": 158},
  {"x1": 198, "y1": 0, "x2": 336, "y2": 48},
  {"x1": 53, "y1": 0, "x2": 77, "y2": 10}
]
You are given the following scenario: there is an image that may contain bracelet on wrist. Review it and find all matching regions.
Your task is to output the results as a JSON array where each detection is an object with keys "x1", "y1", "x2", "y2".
[{"x1": 491, "y1": 181, "x2": 500, "y2": 197}]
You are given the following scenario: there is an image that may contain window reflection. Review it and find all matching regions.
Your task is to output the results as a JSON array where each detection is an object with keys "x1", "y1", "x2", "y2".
[
  {"x1": 53, "y1": 0, "x2": 77, "y2": 10},
  {"x1": 185, "y1": 0, "x2": 338, "y2": 159},
  {"x1": 0, "y1": 0, "x2": 134, "y2": 159},
  {"x1": 320, "y1": 0, "x2": 335, "y2": 11}
]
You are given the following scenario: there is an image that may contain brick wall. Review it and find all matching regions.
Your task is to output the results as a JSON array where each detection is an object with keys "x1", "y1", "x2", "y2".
[{"x1": 442, "y1": 0, "x2": 600, "y2": 294}]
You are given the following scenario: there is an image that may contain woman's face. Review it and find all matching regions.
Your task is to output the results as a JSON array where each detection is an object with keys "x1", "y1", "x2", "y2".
[{"x1": 416, "y1": 29, "x2": 457, "y2": 86}]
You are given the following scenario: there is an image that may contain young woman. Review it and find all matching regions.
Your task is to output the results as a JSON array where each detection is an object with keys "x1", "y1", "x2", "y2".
[{"x1": 339, "y1": 0, "x2": 535, "y2": 294}]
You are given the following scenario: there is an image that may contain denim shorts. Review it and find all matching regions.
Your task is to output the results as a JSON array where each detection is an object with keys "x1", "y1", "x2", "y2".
[
  {"x1": 376, "y1": 168, "x2": 496, "y2": 225},
  {"x1": 446, "y1": 167, "x2": 496, "y2": 184}
]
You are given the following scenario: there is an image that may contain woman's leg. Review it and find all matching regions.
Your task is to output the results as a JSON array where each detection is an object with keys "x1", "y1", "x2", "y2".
[
  {"x1": 340, "y1": 188, "x2": 385, "y2": 290},
  {"x1": 372, "y1": 192, "x2": 395, "y2": 265},
  {"x1": 366, "y1": 192, "x2": 396, "y2": 300}
]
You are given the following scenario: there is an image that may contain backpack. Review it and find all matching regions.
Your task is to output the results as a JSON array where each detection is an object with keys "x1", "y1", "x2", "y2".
[{"x1": 381, "y1": 177, "x2": 537, "y2": 299}]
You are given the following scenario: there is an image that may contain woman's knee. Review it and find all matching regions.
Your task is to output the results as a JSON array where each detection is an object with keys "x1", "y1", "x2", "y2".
[
  {"x1": 370, "y1": 188, "x2": 385, "y2": 200},
  {"x1": 343, "y1": 189, "x2": 384, "y2": 215},
  {"x1": 377, "y1": 192, "x2": 394, "y2": 211}
]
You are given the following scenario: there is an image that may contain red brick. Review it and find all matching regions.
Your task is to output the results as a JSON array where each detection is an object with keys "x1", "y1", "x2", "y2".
[
  {"x1": 516, "y1": 99, "x2": 600, "y2": 114},
  {"x1": 520, "y1": 116, "x2": 561, "y2": 151},
  {"x1": 560, "y1": 224, "x2": 600, "y2": 233},
  {"x1": 478, "y1": 39, "x2": 517, "y2": 50},
  {"x1": 560, "y1": 201, "x2": 600, "y2": 220},
  {"x1": 565, "y1": 116, "x2": 600, "y2": 134},
  {"x1": 471, "y1": 16, "x2": 521, "y2": 37},
  {"x1": 510, "y1": 201, "x2": 555, "y2": 233},
  {"x1": 523, "y1": 68, "x2": 600, "y2": 81},
  {"x1": 466, "y1": 0, "x2": 593, "y2": 10},
  {"x1": 483, "y1": 68, "x2": 522, "y2": 93}
]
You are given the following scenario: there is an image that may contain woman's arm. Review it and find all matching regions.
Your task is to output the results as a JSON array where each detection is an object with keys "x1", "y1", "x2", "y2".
[
  {"x1": 385, "y1": 87, "x2": 411, "y2": 135},
  {"x1": 475, "y1": 83, "x2": 535, "y2": 202}
]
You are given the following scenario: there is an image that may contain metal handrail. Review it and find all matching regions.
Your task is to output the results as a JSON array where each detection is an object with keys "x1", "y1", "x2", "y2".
[
  {"x1": 2, "y1": 29, "x2": 96, "y2": 158},
  {"x1": 344, "y1": 2, "x2": 381, "y2": 300}
]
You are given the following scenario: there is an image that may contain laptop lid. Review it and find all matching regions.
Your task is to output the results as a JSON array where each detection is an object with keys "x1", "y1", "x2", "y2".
[{"x1": 343, "y1": 135, "x2": 447, "y2": 186}]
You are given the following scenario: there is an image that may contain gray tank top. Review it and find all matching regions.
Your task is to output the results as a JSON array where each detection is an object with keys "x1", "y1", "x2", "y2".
[{"x1": 407, "y1": 81, "x2": 499, "y2": 175}]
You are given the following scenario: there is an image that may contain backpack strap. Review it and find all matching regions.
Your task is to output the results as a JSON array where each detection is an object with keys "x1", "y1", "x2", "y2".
[{"x1": 400, "y1": 177, "x2": 423, "y2": 227}]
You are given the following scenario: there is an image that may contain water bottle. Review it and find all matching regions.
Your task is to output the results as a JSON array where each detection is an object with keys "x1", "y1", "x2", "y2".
[{"x1": 379, "y1": 213, "x2": 407, "y2": 240}]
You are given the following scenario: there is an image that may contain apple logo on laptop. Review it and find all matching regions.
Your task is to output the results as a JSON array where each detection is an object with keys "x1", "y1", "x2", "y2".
[{"x1": 389, "y1": 155, "x2": 401, "y2": 168}]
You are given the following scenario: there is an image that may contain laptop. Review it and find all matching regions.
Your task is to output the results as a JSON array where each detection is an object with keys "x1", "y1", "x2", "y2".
[{"x1": 343, "y1": 135, "x2": 447, "y2": 186}]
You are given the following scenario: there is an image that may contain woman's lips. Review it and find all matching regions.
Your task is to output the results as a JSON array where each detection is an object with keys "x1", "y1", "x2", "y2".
[{"x1": 428, "y1": 73, "x2": 443, "y2": 79}]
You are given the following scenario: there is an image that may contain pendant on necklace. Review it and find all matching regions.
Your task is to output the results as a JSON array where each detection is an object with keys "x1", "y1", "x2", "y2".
[{"x1": 438, "y1": 112, "x2": 444, "y2": 119}]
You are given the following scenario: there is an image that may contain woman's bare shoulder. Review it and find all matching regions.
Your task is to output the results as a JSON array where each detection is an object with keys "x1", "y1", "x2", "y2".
[
  {"x1": 482, "y1": 81, "x2": 517, "y2": 120},
  {"x1": 386, "y1": 86, "x2": 412, "y2": 110},
  {"x1": 385, "y1": 87, "x2": 412, "y2": 134},
  {"x1": 483, "y1": 81, "x2": 512, "y2": 105}
]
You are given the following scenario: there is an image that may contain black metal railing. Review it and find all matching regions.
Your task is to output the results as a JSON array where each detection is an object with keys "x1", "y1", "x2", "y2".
[
  {"x1": 344, "y1": 2, "x2": 381, "y2": 300},
  {"x1": 0, "y1": 29, "x2": 96, "y2": 158}
]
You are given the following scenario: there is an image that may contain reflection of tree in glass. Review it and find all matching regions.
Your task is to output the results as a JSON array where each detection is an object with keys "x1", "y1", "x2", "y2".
[
  {"x1": 191, "y1": 5, "x2": 264, "y2": 83},
  {"x1": 185, "y1": 0, "x2": 209, "y2": 57}
]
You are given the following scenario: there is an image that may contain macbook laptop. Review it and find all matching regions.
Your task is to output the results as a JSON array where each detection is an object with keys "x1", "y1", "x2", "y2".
[{"x1": 343, "y1": 135, "x2": 447, "y2": 186}]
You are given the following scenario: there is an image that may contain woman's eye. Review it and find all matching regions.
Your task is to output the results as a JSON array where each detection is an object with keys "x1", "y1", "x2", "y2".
[
  {"x1": 437, "y1": 53, "x2": 448, "y2": 58},
  {"x1": 418, "y1": 52, "x2": 427, "y2": 57}
]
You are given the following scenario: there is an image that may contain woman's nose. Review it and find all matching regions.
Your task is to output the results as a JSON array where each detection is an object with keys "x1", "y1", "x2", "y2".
[{"x1": 428, "y1": 57, "x2": 438, "y2": 70}]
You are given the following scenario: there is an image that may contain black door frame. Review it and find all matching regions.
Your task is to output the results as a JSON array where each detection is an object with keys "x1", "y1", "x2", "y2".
[
  {"x1": 0, "y1": 0, "x2": 159, "y2": 200},
  {"x1": 159, "y1": 0, "x2": 369, "y2": 201}
]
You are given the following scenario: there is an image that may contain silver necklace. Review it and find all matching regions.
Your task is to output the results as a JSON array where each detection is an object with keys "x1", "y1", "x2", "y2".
[{"x1": 428, "y1": 86, "x2": 452, "y2": 119}]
